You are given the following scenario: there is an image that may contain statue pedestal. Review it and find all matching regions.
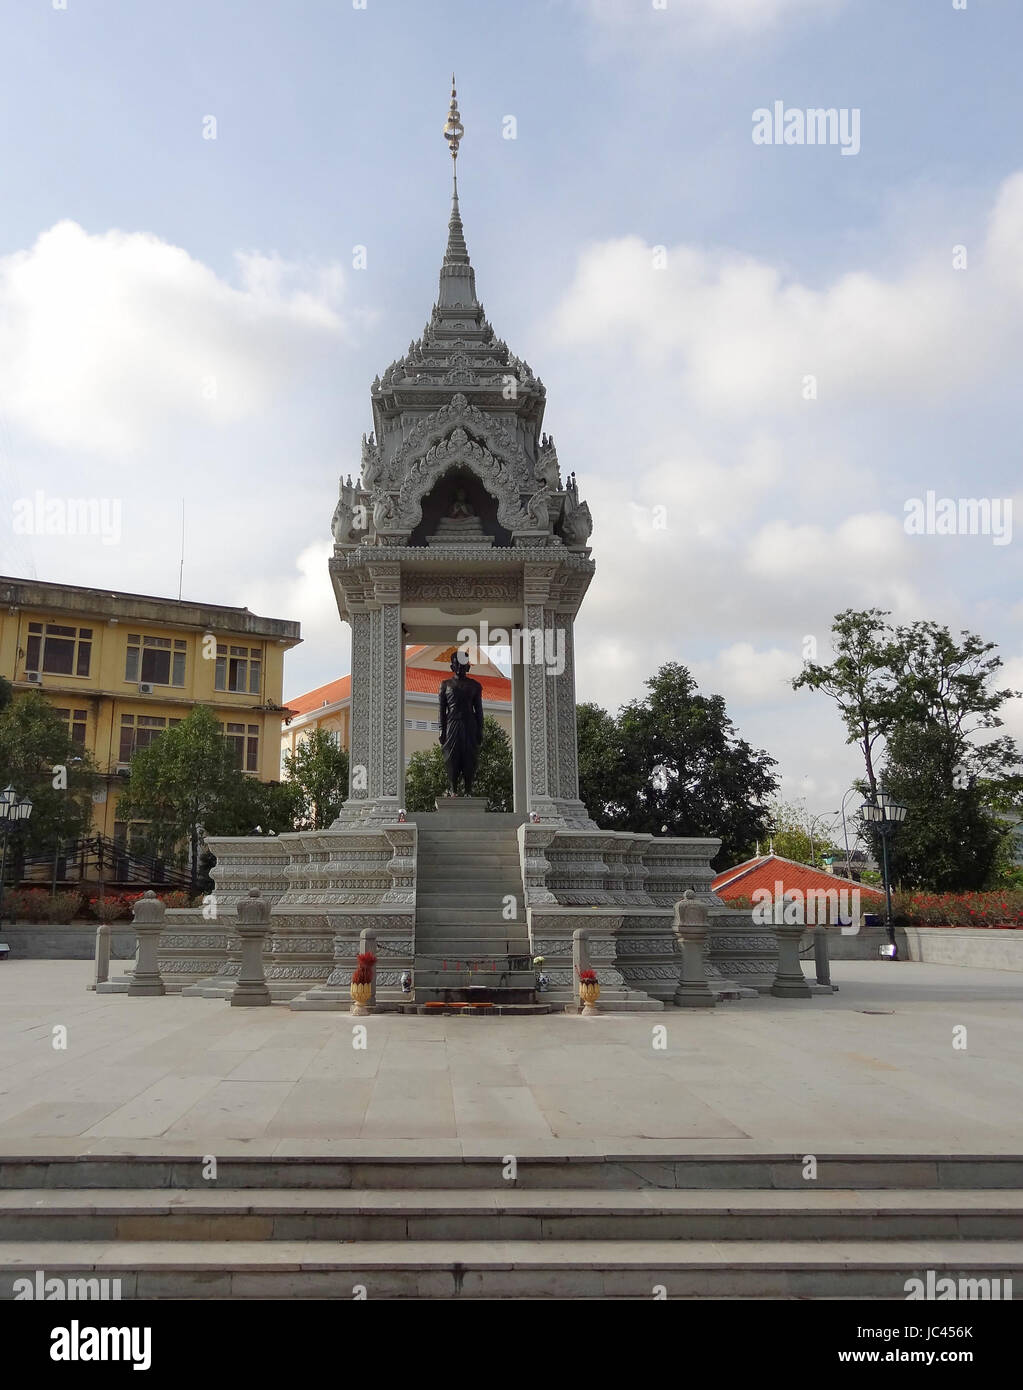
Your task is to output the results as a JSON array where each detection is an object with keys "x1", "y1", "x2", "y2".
[{"x1": 433, "y1": 796, "x2": 490, "y2": 814}]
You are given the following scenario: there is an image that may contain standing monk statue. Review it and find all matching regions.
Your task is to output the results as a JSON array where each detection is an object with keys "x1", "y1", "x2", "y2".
[{"x1": 438, "y1": 650, "x2": 484, "y2": 796}]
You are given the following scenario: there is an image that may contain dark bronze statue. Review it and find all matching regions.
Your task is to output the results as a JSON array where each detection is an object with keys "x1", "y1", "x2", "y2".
[{"x1": 438, "y1": 650, "x2": 484, "y2": 795}]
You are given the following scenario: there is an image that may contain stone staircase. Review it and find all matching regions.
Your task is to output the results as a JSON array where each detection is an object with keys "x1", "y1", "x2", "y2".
[
  {"x1": 2, "y1": 1153, "x2": 1022, "y2": 1299},
  {"x1": 410, "y1": 807, "x2": 541, "y2": 1010}
]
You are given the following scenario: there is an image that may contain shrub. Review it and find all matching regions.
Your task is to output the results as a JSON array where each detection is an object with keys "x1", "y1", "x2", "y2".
[
  {"x1": 5, "y1": 888, "x2": 50, "y2": 922},
  {"x1": 159, "y1": 890, "x2": 193, "y2": 910},
  {"x1": 893, "y1": 890, "x2": 1023, "y2": 928},
  {"x1": 42, "y1": 891, "x2": 83, "y2": 924},
  {"x1": 91, "y1": 894, "x2": 130, "y2": 922}
]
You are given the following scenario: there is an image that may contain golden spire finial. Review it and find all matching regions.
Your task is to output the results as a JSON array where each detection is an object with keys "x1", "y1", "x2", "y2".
[{"x1": 443, "y1": 73, "x2": 464, "y2": 163}]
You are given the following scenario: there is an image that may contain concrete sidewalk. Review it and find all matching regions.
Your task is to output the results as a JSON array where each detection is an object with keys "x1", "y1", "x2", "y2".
[{"x1": 0, "y1": 959, "x2": 1021, "y2": 1154}]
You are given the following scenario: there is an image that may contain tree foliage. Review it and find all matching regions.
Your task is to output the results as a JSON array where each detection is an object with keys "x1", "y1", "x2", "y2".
[
  {"x1": 794, "y1": 611, "x2": 1023, "y2": 890},
  {"x1": 405, "y1": 715, "x2": 513, "y2": 813},
  {"x1": 0, "y1": 690, "x2": 97, "y2": 858},
  {"x1": 577, "y1": 663, "x2": 778, "y2": 867},
  {"x1": 792, "y1": 609, "x2": 900, "y2": 799},
  {"x1": 764, "y1": 799, "x2": 841, "y2": 869},
  {"x1": 282, "y1": 728, "x2": 350, "y2": 829},
  {"x1": 115, "y1": 705, "x2": 252, "y2": 892}
]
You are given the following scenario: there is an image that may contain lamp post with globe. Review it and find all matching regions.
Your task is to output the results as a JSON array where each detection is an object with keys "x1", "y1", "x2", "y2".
[
  {"x1": 860, "y1": 787, "x2": 908, "y2": 957},
  {"x1": 0, "y1": 784, "x2": 34, "y2": 924}
]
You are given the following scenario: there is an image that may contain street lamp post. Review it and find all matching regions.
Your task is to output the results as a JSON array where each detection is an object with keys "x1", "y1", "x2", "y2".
[
  {"x1": 839, "y1": 786, "x2": 864, "y2": 879},
  {"x1": 806, "y1": 811, "x2": 838, "y2": 867},
  {"x1": 0, "y1": 784, "x2": 34, "y2": 925},
  {"x1": 860, "y1": 787, "x2": 908, "y2": 958}
]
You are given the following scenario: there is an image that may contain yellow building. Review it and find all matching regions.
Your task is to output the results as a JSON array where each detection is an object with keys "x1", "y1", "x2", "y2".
[
  {"x1": 282, "y1": 643, "x2": 512, "y2": 773},
  {"x1": 0, "y1": 575, "x2": 301, "y2": 843}
]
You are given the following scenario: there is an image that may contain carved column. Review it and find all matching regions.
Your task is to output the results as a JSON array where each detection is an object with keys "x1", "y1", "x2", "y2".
[
  {"x1": 554, "y1": 612, "x2": 580, "y2": 803},
  {"x1": 523, "y1": 567, "x2": 555, "y2": 814},
  {"x1": 511, "y1": 646, "x2": 528, "y2": 816},
  {"x1": 362, "y1": 563, "x2": 403, "y2": 819},
  {"x1": 346, "y1": 607, "x2": 373, "y2": 808}
]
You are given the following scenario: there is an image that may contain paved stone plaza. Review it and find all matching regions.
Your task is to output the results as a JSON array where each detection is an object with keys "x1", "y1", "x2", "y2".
[{"x1": 2, "y1": 959, "x2": 1021, "y2": 1155}]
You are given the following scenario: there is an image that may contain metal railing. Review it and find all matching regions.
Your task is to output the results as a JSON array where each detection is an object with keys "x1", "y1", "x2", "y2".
[{"x1": 7, "y1": 833, "x2": 191, "y2": 894}]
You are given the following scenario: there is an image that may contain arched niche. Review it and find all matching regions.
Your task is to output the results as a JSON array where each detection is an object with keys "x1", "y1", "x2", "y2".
[{"x1": 408, "y1": 464, "x2": 514, "y2": 547}]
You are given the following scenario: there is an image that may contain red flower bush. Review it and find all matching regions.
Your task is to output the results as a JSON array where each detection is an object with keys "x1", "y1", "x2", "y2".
[
  {"x1": 578, "y1": 969, "x2": 598, "y2": 983},
  {"x1": 893, "y1": 890, "x2": 1023, "y2": 929}
]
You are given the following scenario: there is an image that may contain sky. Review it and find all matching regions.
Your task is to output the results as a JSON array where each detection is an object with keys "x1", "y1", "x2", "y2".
[{"x1": 1, "y1": 0, "x2": 1021, "y2": 832}]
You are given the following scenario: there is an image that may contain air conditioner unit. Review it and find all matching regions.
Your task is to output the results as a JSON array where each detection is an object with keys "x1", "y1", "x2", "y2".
[
  {"x1": 138, "y1": 682, "x2": 154, "y2": 695},
  {"x1": 25, "y1": 671, "x2": 41, "y2": 684}
]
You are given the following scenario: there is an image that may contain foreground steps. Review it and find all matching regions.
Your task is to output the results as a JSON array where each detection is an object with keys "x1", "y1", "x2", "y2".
[
  {"x1": 1, "y1": 1153, "x2": 1021, "y2": 1299},
  {"x1": 3, "y1": 1187, "x2": 1023, "y2": 1243},
  {"x1": 3, "y1": 1239, "x2": 1022, "y2": 1299}
]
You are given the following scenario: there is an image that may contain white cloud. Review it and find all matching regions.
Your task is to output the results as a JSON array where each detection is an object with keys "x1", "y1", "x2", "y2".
[
  {"x1": 555, "y1": 175, "x2": 1023, "y2": 812},
  {"x1": 573, "y1": 0, "x2": 844, "y2": 46},
  {"x1": 551, "y1": 173, "x2": 1023, "y2": 415},
  {"x1": 0, "y1": 221, "x2": 346, "y2": 456}
]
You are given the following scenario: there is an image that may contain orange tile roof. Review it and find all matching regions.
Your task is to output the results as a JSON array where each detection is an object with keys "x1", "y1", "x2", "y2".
[
  {"x1": 712, "y1": 854, "x2": 885, "y2": 901},
  {"x1": 287, "y1": 675, "x2": 351, "y2": 715},
  {"x1": 405, "y1": 667, "x2": 510, "y2": 701},
  {"x1": 287, "y1": 666, "x2": 510, "y2": 716}
]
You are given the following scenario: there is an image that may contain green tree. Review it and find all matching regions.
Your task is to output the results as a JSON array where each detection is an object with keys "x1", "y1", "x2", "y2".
[
  {"x1": 877, "y1": 622, "x2": 1022, "y2": 890},
  {"x1": 579, "y1": 663, "x2": 778, "y2": 867},
  {"x1": 792, "y1": 609, "x2": 901, "y2": 800},
  {"x1": 0, "y1": 690, "x2": 97, "y2": 860},
  {"x1": 577, "y1": 702, "x2": 640, "y2": 826},
  {"x1": 404, "y1": 715, "x2": 513, "y2": 812},
  {"x1": 797, "y1": 611, "x2": 1023, "y2": 890},
  {"x1": 882, "y1": 724, "x2": 1008, "y2": 890},
  {"x1": 764, "y1": 799, "x2": 840, "y2": 869},
  {"x1": 213, "y1": 776, "x2": 305, "y2": 838},
  {"x1": 114, "y1": 704, "x2": 250, "y2": 893},
  {"x1": 283, "y1": 729, "x2": 350, "y2": 828}
]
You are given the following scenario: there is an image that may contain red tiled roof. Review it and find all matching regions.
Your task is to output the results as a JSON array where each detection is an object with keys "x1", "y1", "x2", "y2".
[
  {"x1": 287, "y1": 675, "x2": 351, "y2": 715},
  {"x1": 286, "y1": 666, "x2": 510, "y2": 716},
  {"x1": 405, "y1": 667, "x2": 510, "y2": 701},
  {"x1": 712, "y1": 854, "x2": 885, "y2": 900}
]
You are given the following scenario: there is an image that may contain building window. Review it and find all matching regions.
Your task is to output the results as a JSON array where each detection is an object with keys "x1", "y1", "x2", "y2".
[
  {"x1": 125, "y1": 634, "x2": 186, "y2": 687},
  {"x1": 222, "y1": 721, "x2": 260, "y2": 772},
  {"x1": 405, "y1": 718, "x2": 439, "y2": 731},
  {"x1": 118, "y1": 713, "x2": 181, "y2": 763},
  {"x1": 26, "y1": 622, "x2": 92, "y2": 677},
  {"x1": 52, "y1": 707, "x2": 88, "y2": 746},
  {"x1": 215, "y1": 644, "x2": 261, "y2": 694}
]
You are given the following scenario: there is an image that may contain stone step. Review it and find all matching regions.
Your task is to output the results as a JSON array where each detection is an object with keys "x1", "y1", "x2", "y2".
[
  {"x1": 414, "y1": 889, "x2": 519, "y2": 900},
  {"x1": 414, "y1": 987, "x2": 537, "y2": 1007},
  {"x1": 414, "y1": 939, "x2": 532, "y2": 957},
  {"x1": 416, "y1": 826, "x2": 519, "y2": 838},
  {"x1": 2, "y1": 1239, "x2": 1021, "y2": 1299},
  {"x1": 3, "y1": 1188, "x2": 1022, "y2": 1244},
  {"x1": 408, "y1": 813, "x2": 525, "y2": 832},
  {"x1": 5, "y1": 1154, "x2": 1022, "y2": 1192},
  {"x1": 413, "y1": 970, "x2": 537, "y2": 989},
  {"x1": 416, "y1": 907, "x2": 520, "y2": 926},
  {"x1": 416, "y1": 850, "x2": 522, "y2": 861}
]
